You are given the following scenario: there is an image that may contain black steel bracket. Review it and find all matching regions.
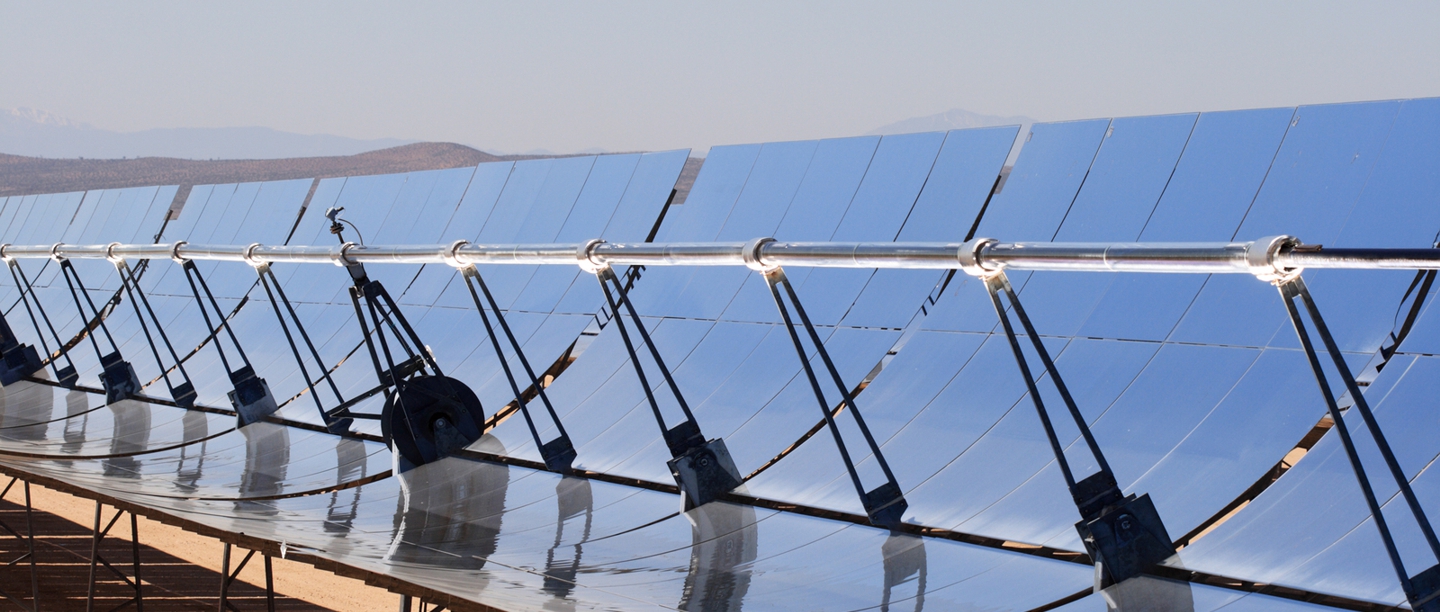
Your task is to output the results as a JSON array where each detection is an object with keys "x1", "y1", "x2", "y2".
[
  {"x1": 0, "y1": 304, "x2": 42, "y2": 388},
  {"x1": 254, "y1": 263, "x2": 354, "y2": 434},
  {"x1": 979, "y1": 271, "x2": 1174, "y2": 589},
  {"x1": 593, "y1": 265, "x2": 742, "y2": 510},
  {"x1": 115, "y1": 259, "x2": 197, "y2": 409},
  {"x1": 180, "y1": 260, "x2": 278, "y2": 426},
  {"x1": 336, "y1": 261, "x2": 485, "y2": 472},
  {"x1": 759, "y1": 266, "x2": 908, "y2": 529},
  {"x1": 5, "y1": 259, "x2": 78, "y2": 387},
  {"x1": 59, "y1": 260, "x2": 140, "y2": 404},
  {"x1": 460, "y1": 265, "x2": 576, "y2": 472},
  {"x1": 1277, "y1": 275, "x2": 1440, "y2": 612}
]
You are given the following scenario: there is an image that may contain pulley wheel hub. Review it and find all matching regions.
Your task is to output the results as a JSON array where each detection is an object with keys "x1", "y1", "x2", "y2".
[{"x1": 382, "y1": 375, "x2": 485, "y2": 469}]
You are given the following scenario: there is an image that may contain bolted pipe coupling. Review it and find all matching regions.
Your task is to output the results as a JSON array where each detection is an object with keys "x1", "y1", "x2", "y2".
[
  {"x1": 242, "y1": 243, "x2": 266, "y2": 268},
  {"x1": 104, "y1": 242, "x2": 125, "y2": 265},
  {"x1": 440, "y1": 237, "x2": 469, "y2": 267},
  {"x1": 577, "y1": 239, "x2": 608, "y2": 274},
  {"x1": 49, "y1": 243, "x2": 66, "y2": 263},
  {"x1": 1246, "y1": 235, "x2": 1302, "y2": 285},
  {"x1": 169, "y1": 241, "x2": 189, "y2": 264},
  {"x1": 442, "y1": 239, "x2": 470, "y2": 269},
  {"x1": 742, "y1": 237, "x2": 777, "y2": 272},
  {"x1": 957, "y1": 238, "x2": 999, "y2": 278},
  {"x1": 331, "y1": 242, "x2": 359, "y2": 267}
]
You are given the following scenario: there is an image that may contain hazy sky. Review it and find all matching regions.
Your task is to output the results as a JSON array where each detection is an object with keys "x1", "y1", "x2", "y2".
[{"x1": 3, "y1": 1, "x2": 1438, "y2": 154}]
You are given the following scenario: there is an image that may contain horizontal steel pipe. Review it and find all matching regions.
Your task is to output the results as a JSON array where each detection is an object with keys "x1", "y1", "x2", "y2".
[
  {"x1": 452, "y1": 243, "x2": 591, "y2": 266},
  {"x1": 172, "y1": 243, "x2": 248, "y2": 262},
  {"x1": 592, "y1": 242, "x2": 748, "y2": 267},
  {"x1": 977, "y1": 241, "x2": 1257, "y2": 274},
  {"x1": 1277, "y1": 248, "x2": 1440, "y2": 270},
  {"x1": 759, "y1": 242, "x2": 963, "y2": 269},
  {"x1": 0, "y1": 238, "x2": 1436, "y2": 276}
]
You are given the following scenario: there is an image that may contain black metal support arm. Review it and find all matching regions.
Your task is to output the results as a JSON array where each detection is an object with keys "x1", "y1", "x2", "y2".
[
  {"x1": 181, "y1": 260, "x2": 279, "y2": 427},
  {"x1": 760, "y1": 266, "x2": 908, "y2": 529},
  {"x1": 593, "y1": 265, "x2": 743, "y2": 510},
  {"x1": 0, "y1": 267, "x2": 46, "y2": 388},
  {"x1": 6, "y1": 260, "x2": 78, "y2": 387},
  {"x1": 1277, "y1": 275, "x2": 1440, "y2": 612},
  {"x1": 254, "y1": 264, "x2": 353, "y2": 434},
  {"x1": 114, "y1": 260, "x2": 197, "y2": 409},
  {"x1": 58, "y1": 260, "x2": 141, "y2": 404},
  {"x1": 336, "y1": 259, "x2": 484, "y2": 472},
  {"x1": 460, "y1": 265, "x2": 576, "y2": 472},
  {"x1": 980, "y1": 271, "x2": 1175, "y2": 589}
]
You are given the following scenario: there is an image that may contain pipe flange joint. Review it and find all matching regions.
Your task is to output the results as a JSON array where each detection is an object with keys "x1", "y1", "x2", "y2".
[
  {"x1": 577, "y1": 239, "x2": 608, "y2": 274},
  {"x1": 104, "y1": 242, "x2": 125, "y2": 265},
  {"x1": 1247, "y1": 235, "x2": 1302, "y2": 285},
  {"x1": 957, "y1": 238, "x2": 999, "y2": 278},
  {"x1": 742, "y1": 237, "x2": 778, "y2": 273},
  {"x1": 0, "y1": 244, "x2": 11, "y2": 263},
  {"x1": 442, "y1": 239, "x2": 470, "y2": 269},
  {"x1": 169, "y1": 241, "x2": 189, "y2": 264},
  {"x1": 331, "y1": 242, "x2": 359, "y2": 267},
  {"x1": 49, "y1": 243, "x2": 66, "y2": 263},
  {"x1": 242, "y1": 243, "x2": 266, "y2": 268}
]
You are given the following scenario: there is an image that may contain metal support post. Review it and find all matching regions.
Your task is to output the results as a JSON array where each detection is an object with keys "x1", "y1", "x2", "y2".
[
  {"x1": 591, "y1": 263, "x2": 743, "y2": 510},
  {"x1": 459, "y1": 264, "x2": 575, "y2": 472},
  {"x1": 7, "y1": 260, "x2": 79, "y2": 387},
  {"x1": 0, "y1": 478, "x2": 39, "y2": 611},
  {"x1": 397, "y1": 596, "x2": 447, "y2": 612},
  {"x1": 58, "y1": 260, "x2": 140, "y2": 404},
  {"x1": 1276, "y1": 274, "x2": 1440, "y2": 611},
  {"x1": 218, "y1": 543, "x2": 275, "y2": 612},
  {"x1": 758, "y1": 264, "x2": 908, "y2": 529},
  {"x1": 253, "y1": 264, "x2": 353, "y2": 434},
  {"x1": 85, "y1": 501, "x2": 143, "y2": 612},
  {"x1": 972, "y1": 265, "x2": 1174, "y2": 589},
  {"x1": 114, "y1": 259, "x2": 197, "y2": 408},
  {"x1": 180, "y1": 260, "x2": 278, "y2": 426}
]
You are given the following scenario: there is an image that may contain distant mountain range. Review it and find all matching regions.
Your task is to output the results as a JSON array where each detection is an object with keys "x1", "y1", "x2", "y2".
[
  {"x1": 869, "y1": 108, "x2": 1035, "y2": 135},
  {"x1": 1, "y1": 107, "x2": 418, "y2": 160}
]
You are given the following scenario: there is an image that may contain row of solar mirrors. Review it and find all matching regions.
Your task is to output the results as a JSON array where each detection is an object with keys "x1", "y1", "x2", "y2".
[{"x1": 1, "y1": 98, "x2": 1440, "y2": 609}]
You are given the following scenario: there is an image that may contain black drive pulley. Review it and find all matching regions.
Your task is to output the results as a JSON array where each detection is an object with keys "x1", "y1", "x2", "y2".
[{"x1": 381, "y1": 375, "x2": 486, "y2": 471}]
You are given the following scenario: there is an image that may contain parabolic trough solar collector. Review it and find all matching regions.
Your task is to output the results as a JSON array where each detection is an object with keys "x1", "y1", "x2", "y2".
[{"x1": 0, "y1": 98, "x2": 1437, "y2": 610}]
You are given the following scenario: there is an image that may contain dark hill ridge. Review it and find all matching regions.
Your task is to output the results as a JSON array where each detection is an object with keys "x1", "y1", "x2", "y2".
[
  {"x1": 0, "y1": 142, "x2": 502, "y2": 197},
  {"x1": 0, "y1": 142, "x2": 703, "y2": 204}
]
